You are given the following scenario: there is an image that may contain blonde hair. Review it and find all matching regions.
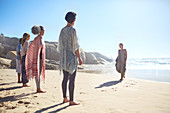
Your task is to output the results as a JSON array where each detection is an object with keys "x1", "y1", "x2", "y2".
[{"x1": 21, "y1": 33, "x2": 30, "y2": 46}]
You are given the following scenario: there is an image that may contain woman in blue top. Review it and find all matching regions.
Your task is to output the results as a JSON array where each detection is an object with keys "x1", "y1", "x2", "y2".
[{"x1": 16, "y1": 38, "x2": 22, "y2": 83}]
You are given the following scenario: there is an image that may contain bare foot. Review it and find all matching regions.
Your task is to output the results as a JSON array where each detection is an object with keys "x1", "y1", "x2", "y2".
[
  {"x1": 36, "y1": 89, "x2": 46, "y2": 93},
  {"x1": 120, "y1": 78, "x2": 123, "y2": 81},
  {"x1": 63, "y1": 98, "x2": 69, "y2": 103},
  {"x1": 22, "y1": 84, "x2": 30, "y2": 87},
  {"x1": 18, "y1": 81, "x2": 22, "y2": 83},
  {"x1": 69, "y1": 101, "x2": 80, "y2": 106}
]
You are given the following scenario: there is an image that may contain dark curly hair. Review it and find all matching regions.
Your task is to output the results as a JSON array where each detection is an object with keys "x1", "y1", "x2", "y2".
[{"x1": 65, "y1": 12, "x2": 77, "y2": 23}]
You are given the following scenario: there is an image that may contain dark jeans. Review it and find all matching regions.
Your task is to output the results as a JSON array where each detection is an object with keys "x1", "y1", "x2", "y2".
[
  {"x1": 62, "y1": 70, "x2": 77, "y2": 101},
  {"x1": 22, "y1": 55, "x2": 28, "y2": 84}
]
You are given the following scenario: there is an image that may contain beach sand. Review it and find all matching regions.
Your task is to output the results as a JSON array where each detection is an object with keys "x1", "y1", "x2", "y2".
[{"x1": 0, "y1": 69, "x2": 170, "y2": 113}]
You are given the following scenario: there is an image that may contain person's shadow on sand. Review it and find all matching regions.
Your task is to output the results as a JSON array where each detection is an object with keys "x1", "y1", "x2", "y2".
[
  {"x1": 35, "y1": 103, "x2": 69, "y2": 113},
  {"x1": 95, "y1": 80, "x2": 121, "y2": 89},
  {"x1": 0, "y1": 82, "x2": 16, "y2": 86},
  {"x1": 0, "y1": 92, "x2": 37, "y2": 102},
  {"x1": 0, "y1": 86, "x2": 22, "y2": 91}
]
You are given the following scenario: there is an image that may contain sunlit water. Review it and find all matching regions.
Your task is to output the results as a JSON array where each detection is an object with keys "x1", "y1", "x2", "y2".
[{"x1": 83, "y1": 58, "x2": 170, "y2": 83}]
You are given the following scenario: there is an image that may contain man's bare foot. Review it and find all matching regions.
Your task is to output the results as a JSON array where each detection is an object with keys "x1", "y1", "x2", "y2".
[
  {"x1": 63, "y1": 98, "x2": 69, "y2": 103},
  {"x1": 22, "y1": 84, "x2": 29, "y2": 87},
  {"x1": 69, "y1": 101, "x2": 80, "y2": 106},
  {"x1": 36, "y1": 89, "x2": 46, "y2": 93}
]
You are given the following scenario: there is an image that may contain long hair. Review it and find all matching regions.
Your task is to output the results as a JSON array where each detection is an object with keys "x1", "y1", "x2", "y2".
[
  {"x1": 21, "y1": 33, "x2": 30, "y2": 46},
  {"x1": 19, "y1": 38, "x2": 22, "y2": 44}
]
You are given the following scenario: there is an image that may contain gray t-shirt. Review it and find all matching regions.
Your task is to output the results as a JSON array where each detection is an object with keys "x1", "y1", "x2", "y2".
[{"x1": 21, "y1": 41, "x2": 29, "y2": 57}]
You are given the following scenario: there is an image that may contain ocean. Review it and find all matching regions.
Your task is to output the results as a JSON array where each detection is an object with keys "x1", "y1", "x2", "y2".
[{"x1": 83, "y1": 57, "x2": 170, "y2": 83}]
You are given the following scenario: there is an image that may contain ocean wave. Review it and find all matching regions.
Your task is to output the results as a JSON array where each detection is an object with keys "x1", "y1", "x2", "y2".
[{"x1": 84, "y1": 57, "x2": 170, "y2": 71}]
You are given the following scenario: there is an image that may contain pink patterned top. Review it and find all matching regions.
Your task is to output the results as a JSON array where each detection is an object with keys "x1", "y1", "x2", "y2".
[{"x1": 25, "y1": 36, "x2": 45, "y2": 82}]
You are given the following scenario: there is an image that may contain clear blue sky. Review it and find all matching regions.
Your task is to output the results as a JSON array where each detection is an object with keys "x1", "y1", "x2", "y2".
[{"x1": 0, "y1": 0, "x2": 170, "y2": 59}]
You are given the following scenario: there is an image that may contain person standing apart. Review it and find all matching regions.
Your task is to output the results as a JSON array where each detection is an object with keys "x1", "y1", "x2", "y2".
[
  {"x1": 16, "y1": 38, "x2": 22, "y2": 83},
  {"x1": 25, "y1": 25, "x2": 46, "y2": 93},
  {"x1": 58, "y1": 12, "x2": 83, "y2": 106},
  {"x1": 21, "y1": 33, "x2": 30, "y2": 87},
  {"x1": 116, "y1": 43, "x2": 127, "y2": 81}
]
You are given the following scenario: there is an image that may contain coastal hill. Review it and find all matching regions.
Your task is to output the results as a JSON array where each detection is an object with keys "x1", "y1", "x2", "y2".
[{"x1": 0, "y1": 34, "x2": 112, "y2": 69}]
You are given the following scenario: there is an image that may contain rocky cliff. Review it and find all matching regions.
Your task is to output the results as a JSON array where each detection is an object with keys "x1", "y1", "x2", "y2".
[{"x1": 0, "y1": 34, "x2": 112, "y2": 69}]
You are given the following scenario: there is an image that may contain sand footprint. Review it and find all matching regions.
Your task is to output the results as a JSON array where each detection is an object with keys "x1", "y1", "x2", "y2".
[
  {"x1": 33, "y1": 95, "x2": 38, "y2": 98},
  {"x1": 24, "y1": 102, "x2": 31, "y2": 104},
  {"x1": 101, "y1": 90, "x2": 107, "y2": 92},
  {"x1": 6, "y1": 105, "x2": 17, "y2": 110},
  {"x1": 24, "y1": 111, "x2": 31, "y2": 113},
  {"x1": 18, "y1": 100, "x2": 24, "y2": 104},
  {"x1": 112, "y1": 87, "x2": 117, "y2": 91},
  {"x1": 124, "y1": 80, "x2": 137, "y2": 87},
  {"x1": 18, "y1": 101, "x2": 31, "y2": 105},
  {"x1": 129, "y1": 80, "x2": 137, "y2": 83},
  {"x1": 80, "y1": 92, "x2": 86, "y2": 94},
  {"x1": 3, "y1": 103, "x2": 17, "y2": 110}
]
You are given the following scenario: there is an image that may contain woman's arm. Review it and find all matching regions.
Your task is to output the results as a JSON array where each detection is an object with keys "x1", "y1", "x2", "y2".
[
  {"x1": 24, "y1": 41, "x2": 29, "y2": 55},
  {"x1": 18, "y1": 51, "x2": 22, "y2": 64},
  {"x1": 75, "y1": 49, "x2": 83, "y2": 65},
  {"x1": 73, "y1": 29, "x2": 82, "y2": 65},
  {"x1": 18, "y1": 45, "x2": 22, "y2": 64},
  {"x1": 124, "y1": 49, "x2": 127, "y2": 64}
]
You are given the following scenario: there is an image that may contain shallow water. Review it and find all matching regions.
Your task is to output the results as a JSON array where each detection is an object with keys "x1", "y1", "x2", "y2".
[
  {"x1": 83, "y1": 60, "x2": 170, "y2": 83},
  {"x1": 126, "y1": 69, "x2": 170, "y2": 83}
]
